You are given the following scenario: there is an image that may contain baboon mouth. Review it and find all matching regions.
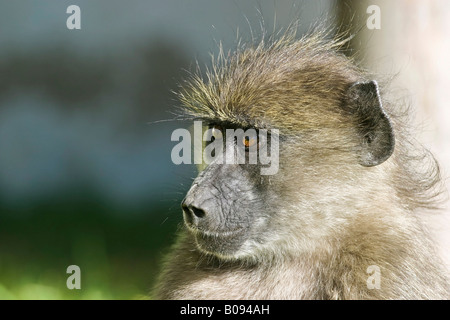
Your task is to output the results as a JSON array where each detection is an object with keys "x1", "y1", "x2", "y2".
[
  {"x1": 189, "y1": 226, "x2": 245, "y2": 238},
  {"x1": 192, "y1": 227, "x2": 247, "y2": 258}
]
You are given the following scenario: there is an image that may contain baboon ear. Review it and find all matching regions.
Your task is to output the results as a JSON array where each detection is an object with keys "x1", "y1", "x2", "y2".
[{"x1": 346, "y1": 80, "x2": 395, "y2": 167}]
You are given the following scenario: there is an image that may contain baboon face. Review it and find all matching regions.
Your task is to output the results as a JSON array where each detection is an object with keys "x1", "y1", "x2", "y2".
[
  {"x1": 180, "y1": 43, "x2": 396, "y2": 260},
  {"x1": 181, "y1": 126, "x2": 278, "y2": 259}
]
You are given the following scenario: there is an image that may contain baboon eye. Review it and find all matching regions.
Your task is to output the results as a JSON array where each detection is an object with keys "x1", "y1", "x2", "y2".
[{"x1": 243, "y1": 136, "x2": 257, "y2": 149}]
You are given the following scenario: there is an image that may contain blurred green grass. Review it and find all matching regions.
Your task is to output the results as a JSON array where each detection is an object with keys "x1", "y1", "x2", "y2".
[{"x1": 0, "y1": 197, "x2": 180, "y2": 299}]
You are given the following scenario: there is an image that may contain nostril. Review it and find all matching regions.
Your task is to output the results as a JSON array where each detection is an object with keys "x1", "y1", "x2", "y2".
[
  {"x1": 190, "y1": 206, "x2": 205, "y2": 218},
  {"x1": 181, "y1": 203, "x2": 190, "y2": 215},
  {"x1": 181, "y1": 202, "x2": 206, "y2": 223},
  {"x1": 182, "y1": 203, "x2": 195, "y2": 227}
]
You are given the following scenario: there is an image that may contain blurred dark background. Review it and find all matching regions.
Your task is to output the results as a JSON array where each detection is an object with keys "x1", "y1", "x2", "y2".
[{"x1": 1, "y1": 0, "x2": 449, "y2": 299}]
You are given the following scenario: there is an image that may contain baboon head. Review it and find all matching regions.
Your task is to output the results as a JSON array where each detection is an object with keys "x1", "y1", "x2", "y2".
[{"x1": 179, "y1": 33, "x2": 395, "y2": 260}]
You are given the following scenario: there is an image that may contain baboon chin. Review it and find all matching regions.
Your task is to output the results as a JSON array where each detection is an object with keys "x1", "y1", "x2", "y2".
[{"x1": 153, "y1": 29, "x2": 450, "y2": 300}]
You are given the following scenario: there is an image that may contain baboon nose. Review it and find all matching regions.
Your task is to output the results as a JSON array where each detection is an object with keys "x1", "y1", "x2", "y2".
[
  {"x1": 182, "y1": 200, "x2": 206, "y2": 226},
  {"x1": 190, "y1": 206, "x2": 206, "y2": 218}
]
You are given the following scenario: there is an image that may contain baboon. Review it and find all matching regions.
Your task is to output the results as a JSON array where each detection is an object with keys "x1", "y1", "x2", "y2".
[{"x1": 153, "y1": 29, "x2": 450, "y2": 299}]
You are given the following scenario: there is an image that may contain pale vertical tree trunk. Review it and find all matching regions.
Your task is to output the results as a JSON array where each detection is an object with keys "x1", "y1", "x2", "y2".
[{"x1": 337, "y1": 0, "x2": 450, "y2": 268}]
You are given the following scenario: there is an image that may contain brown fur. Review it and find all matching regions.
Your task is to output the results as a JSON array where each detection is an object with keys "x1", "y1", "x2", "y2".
[{"x1": 153, "y1": 28, "x2": 449, "y2": 299}]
